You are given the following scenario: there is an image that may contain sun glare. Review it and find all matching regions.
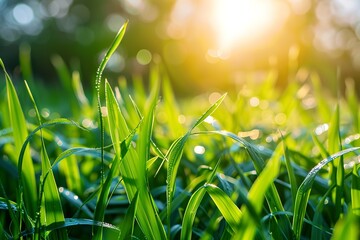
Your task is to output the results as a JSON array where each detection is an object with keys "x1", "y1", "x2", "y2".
[{"x1": 211, "y1": 0, "x2": 289, "y2": 57}]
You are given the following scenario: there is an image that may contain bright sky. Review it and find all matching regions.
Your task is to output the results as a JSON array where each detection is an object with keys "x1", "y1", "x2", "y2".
[{"x1": 210, "y1": 0, "x2": 289, "y2": 57}]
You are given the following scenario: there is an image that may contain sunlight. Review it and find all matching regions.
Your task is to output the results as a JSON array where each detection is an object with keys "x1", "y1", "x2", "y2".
[{"x1": 211, "y1": 0, "x2": 289, "y2": 57}]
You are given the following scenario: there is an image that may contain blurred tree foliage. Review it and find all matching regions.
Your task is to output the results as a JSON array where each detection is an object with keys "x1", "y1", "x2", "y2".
[{"x1": 0, "y1": 0, "x2": 360, "y2": 95}]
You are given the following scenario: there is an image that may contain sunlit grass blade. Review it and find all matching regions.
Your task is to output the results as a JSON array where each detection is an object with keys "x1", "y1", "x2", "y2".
[
  {"x1": 166, "y1": 93, "x2": 226, "y2": 236},
  {"x1": 235, "y1": 144, "x2": 281, "y2": 240},
  {"x1": 204, "y1": 184, "x2": 242, "y2": 232},
  {"x1": 104, "y1": 80, "x2": 166, "y2": 239},
  {"x1": 24, "y1": 80, "x2": 67, "y2": 239},
  {"x1": 292, "y1": 147, "x2": 360, "y2": 240},
  {"x1": 118, "y1": 78, "x2": 141, "y2": 128},
  {"x1": 93, "y1": 80, "x2": 137, "y2": 239},
  {"x1": 351, "y1": 164, "x2": 360, "y2": 216},
  {"x1": 1, "y1": 58, "x2": 37, "y2": 218},
  {"x1": 118, "y1": 191, "x2": 139, "y2": 240},
  {"x1": 328, "y1": 105, "x2": 343, "y2": 221},
  {"x1": 331, "y1": 211, "x2": 359, "y2": 240},
  {"x1": 95, "y1": 21, "x2": 128, "y2": 188}
]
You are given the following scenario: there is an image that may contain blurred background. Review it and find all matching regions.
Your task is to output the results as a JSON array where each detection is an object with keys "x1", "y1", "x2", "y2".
[{"x1": 1, "y1": 0, "x2": 360, "y2": 96}]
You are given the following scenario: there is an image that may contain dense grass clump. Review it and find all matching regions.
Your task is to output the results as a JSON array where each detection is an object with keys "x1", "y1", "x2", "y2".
[{"x1": 0, "y1": 22, "x2": 359, "y2": 239}]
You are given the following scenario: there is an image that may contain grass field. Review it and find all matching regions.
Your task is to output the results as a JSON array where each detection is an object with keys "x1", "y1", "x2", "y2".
[{"x1": 1, "y1": 22, "x2": 360, "y2": 240}]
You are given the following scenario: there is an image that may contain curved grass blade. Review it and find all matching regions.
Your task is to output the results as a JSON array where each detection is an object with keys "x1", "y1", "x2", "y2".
[
  {"x1": 1, "y1": 59, "x2": 37, "y2": 218},
  {"x1": 17, "y1": 118, "x2": 85, "y2": 190},
  {"x1": 292, "y1": 147, "x2": 360, "y2": 239},
  {"x1": 95, "y1": 21, "x2": 128, "y2": 186},
  {"x1": 19, "y1": 218, "x2": 120, "y2": 238},
  {"x1": 166, "y1": 93, "x2": 226, "y2": 235}
]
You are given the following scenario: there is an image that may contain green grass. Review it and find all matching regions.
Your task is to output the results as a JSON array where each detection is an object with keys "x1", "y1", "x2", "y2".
[{"x1": 1, "y1": 22, "x2": 360, "y2": 239}]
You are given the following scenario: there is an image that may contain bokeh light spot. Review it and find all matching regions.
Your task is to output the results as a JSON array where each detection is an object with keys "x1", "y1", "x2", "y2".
[
  {"x1": 13, "y1": 4, "x2": 34, "y2": 25},
  {"x1": 249, "y1": 97, "x2": 260, "y2": 107},
  {"x1": 136, "y1": 49, "x2": 152, "y2": 65},
  {"x1": 106, "y1": 14, "x2": 125, "y2": 32},
  {"x1": 194, "y1": 145, "x2": 206, "y2": 155}
]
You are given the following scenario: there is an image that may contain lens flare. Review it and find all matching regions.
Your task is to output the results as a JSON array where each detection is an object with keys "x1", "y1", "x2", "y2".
[{"x1": 211, "y1": 0, "x2": 289, "y2": 57}]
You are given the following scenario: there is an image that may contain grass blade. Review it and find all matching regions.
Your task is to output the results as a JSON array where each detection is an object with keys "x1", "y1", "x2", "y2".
[
  {"x1": 236, "y1": 144, "x2": 281, "y2": 239},
  {"x1": 24, "y1": 80, "x2": 67, "y2": 239},
  {"x1": 95, "y1": 20, "x2": 128, "y2": 189},
  {"x1": 292, "y1": 147, "x2": 360, "y2": 239},
  {"x1": 118, "y1": 191, "x2": 139, "y2": 240},
  {"x1": 180, "y1": 159, "x2": 220, "y2": 240},
  {"x1": 104, "y1": 81, "x2": 166, "y2": 239},
  {"x1": 166, "y1": 93, "x2": 226, "y2": 235},
  {"x1": 328, "y1": 105, "x2": 344, "y2": 221},
  {"x1": 39, "y1": 146, "x2": 67, "y2": 239},
  {"x1": 1, "y1": 59, "x2": 37, "y2": 218},
  {"x1": 351, "y1": 164, "x2": 360, "y2": 216},
  {"x1": 283, "y1": 138, "x2": 298, "y2": 209},
  {"x1": 204, "y1": 184, "x2": 242, "y2": 233}
]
